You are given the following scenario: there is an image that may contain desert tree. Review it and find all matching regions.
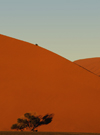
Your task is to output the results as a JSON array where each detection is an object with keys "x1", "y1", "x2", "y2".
[
  {"x1": 11, "y1": 112, "x2": 54, "y2": 132},
  {"x1": 35, "y1": 44, "x2": 38, "y2": 46}
]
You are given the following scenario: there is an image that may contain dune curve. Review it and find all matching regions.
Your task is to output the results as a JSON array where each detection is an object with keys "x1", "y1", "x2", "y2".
[
  {"x1": 0, "y1": 34, "x2": 100, "y2": 133},
  {"x1": 74, "y1": 58, "x2": 100, "y2": 76}
]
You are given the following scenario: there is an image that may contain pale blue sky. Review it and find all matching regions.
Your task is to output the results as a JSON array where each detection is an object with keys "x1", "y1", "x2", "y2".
[{"x1": 0, "y1": 0, "x2": 100, "y2": 61}]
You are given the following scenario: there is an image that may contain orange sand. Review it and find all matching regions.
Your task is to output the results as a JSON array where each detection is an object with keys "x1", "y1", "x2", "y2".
[
  {"x1": 74, "y1": 58, "x2": 100, "y2": 76},
  {"x1": 0, "y1": 34, "x2": 100, "y2": 133}
]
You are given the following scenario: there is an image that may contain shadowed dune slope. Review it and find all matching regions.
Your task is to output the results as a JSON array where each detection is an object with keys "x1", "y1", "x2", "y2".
[
  {"x1": 74, "y1": 58, "x2": 100, "y2": 76},
  {"x1": 0, "y1": 34, "x2": 100, "y2": 133}
]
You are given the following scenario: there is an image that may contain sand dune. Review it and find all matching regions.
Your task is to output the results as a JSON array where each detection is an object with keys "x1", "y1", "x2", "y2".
[
  {"x1": 0, "y1": 34, "x2": 100, "y2": 133},
  {"x1": 74, "y1": 58, "x2": 100, "y2": 76}
]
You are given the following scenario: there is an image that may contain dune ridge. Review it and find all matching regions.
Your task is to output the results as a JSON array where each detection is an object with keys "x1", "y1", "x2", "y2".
[
  {"x1": 74, "y1": 58, "x2": 100, "y2": 76},
  {"x1": 0, "y1": 34, "x2": 100, "y2": 133}
]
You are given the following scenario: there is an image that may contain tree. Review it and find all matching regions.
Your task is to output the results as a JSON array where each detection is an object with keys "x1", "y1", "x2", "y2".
[
  {"x1": 11, "y1": 124, "x2": 19, "y2": 130},
  {"x1": 35, "y1": 44, "x2": 38, "y2": 46},
  {"x1": 11, "y1": 112, "x2": 54, "y2": 132}
]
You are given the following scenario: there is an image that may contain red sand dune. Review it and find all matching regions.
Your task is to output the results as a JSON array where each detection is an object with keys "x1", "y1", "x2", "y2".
[
  {"x1": 0, "y1": 34, "x2": 100, "y2": 133},
  {"x1": 74, "y1": 58, "x2": 100, "y2": 76}
]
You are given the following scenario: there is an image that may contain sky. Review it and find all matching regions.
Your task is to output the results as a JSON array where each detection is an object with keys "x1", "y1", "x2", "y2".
[{"x1": 0, "y1": 0, "x2": 100, "y2": 61}]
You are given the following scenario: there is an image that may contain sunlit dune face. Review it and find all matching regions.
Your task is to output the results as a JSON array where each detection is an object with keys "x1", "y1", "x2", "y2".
[
  {"x1": 0, "y1": 34, "x2": 100, "y2": 133},
  {"x1": 74, "y1": 58, "x2": 100, "y2": 76}
]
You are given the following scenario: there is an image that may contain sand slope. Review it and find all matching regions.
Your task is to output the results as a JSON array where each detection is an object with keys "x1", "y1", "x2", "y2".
[
  {"x1": 0, "y1": 34, "x2": 100, "y2": 133},
  {"x1": 74, "y1": 58, "x2": 100, "y2": 76}
]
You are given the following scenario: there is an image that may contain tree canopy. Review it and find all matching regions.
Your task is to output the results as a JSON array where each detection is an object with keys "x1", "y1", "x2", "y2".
[{"x1": 11, "y1": 112, "x2": 54, "y2": 132}]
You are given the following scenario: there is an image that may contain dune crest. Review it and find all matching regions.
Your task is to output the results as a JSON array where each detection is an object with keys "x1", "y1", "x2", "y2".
[
  {"x1": 0, "y1": 34, "x2": 100, "y2": 133},
  {"x1": 74, "y1": 58, "x2": 100, "y2": 76}
]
